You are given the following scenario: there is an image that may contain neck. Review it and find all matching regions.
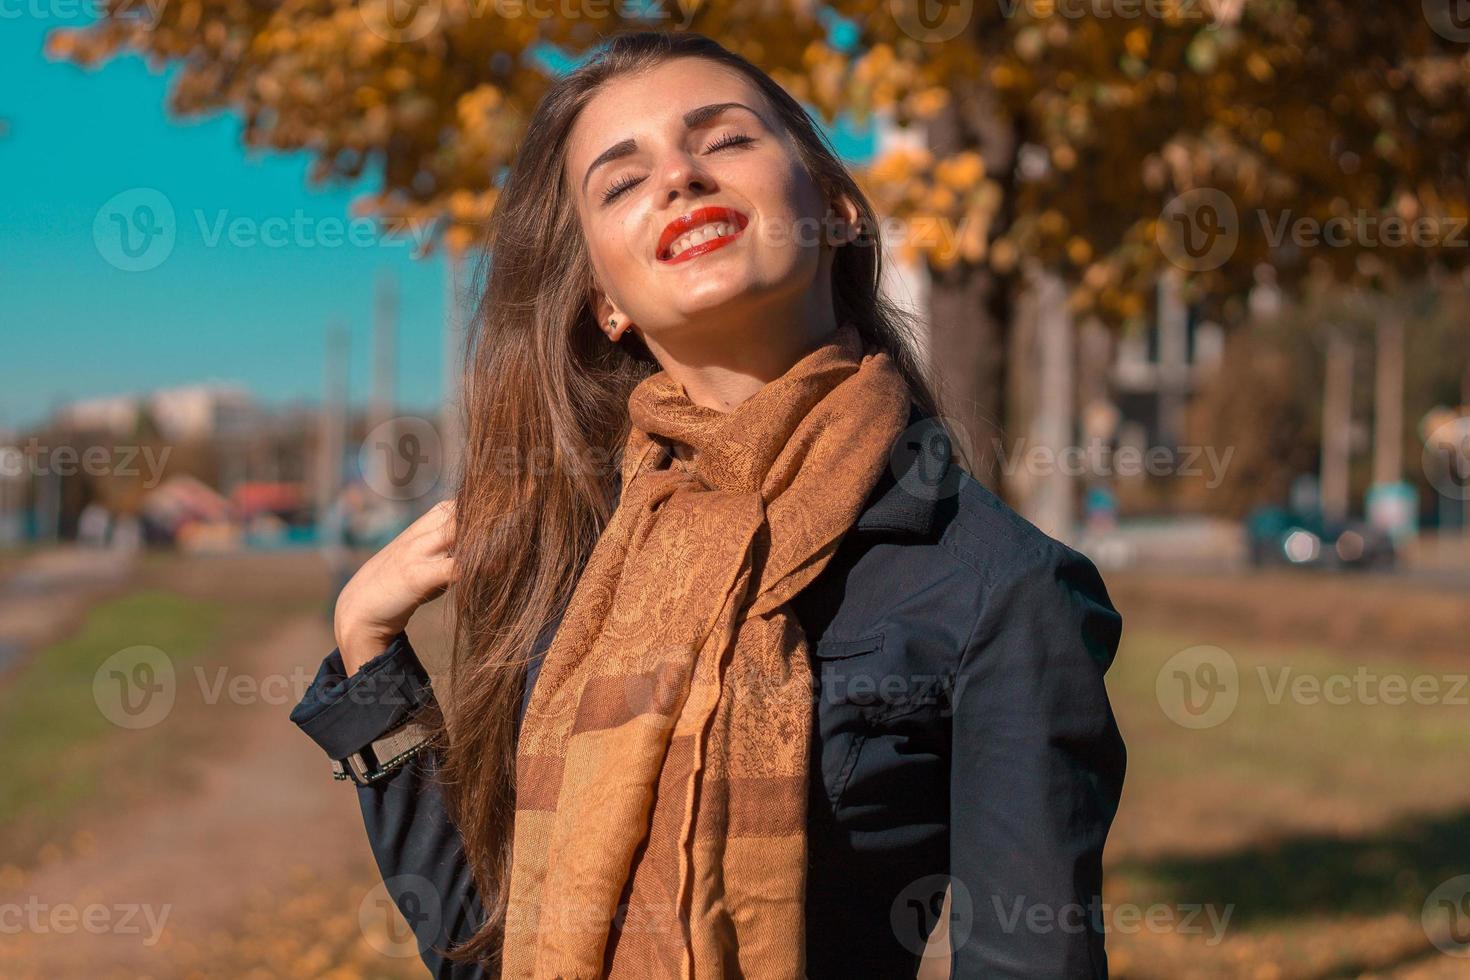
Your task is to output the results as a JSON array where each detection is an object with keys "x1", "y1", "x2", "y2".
[{"x1": 639, "y1": 297, "x2": 840, "y2": 415}]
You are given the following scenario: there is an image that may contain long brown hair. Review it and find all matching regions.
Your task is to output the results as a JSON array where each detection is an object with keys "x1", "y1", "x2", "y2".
[{"x1": 434, "y1": 29, "x2": 944, "y2": 967}]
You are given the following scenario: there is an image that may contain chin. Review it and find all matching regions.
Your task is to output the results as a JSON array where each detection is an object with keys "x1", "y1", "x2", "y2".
[{"x1": 661, "y1": 277, "x2": 764, "y2": 320}]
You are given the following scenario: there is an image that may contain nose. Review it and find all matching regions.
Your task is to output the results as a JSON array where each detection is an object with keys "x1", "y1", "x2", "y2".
[{"x1": 652, "y1": 147, "x2": 716, "y2": 207}]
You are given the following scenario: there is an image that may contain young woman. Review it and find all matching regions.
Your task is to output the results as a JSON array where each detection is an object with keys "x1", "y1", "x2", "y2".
[{"x1": 291, "y1": 31, "x2": 1126, "y2": 980}]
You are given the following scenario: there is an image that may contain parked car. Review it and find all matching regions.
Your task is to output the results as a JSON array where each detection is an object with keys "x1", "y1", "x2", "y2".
[{"x1": 1245, "y1": 504, "x2": 1396, "y2": 570}]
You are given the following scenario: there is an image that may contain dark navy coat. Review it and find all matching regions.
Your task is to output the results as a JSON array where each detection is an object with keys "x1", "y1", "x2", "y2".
[{"x1": 290, "y1": 405, "x2": 1127, "y2": 979}]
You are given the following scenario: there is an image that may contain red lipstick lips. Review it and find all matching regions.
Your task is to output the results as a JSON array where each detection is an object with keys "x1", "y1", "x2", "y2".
[{"x1": 657, "y1": 206, "x2": 749, "y2": 264}]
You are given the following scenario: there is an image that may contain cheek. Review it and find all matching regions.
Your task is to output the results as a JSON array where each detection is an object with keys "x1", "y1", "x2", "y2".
[
  {"x1": 747, "y1": 158, "x2": 827, "y2": 255},
  {"x1": 582, "y1": 211, "x2": 640, "y2": 292}
]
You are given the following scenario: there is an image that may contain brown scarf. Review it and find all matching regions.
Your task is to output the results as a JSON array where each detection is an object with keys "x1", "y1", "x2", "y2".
[{"x1": 502, "y1": 323, "x2": 912, "y2": 978}]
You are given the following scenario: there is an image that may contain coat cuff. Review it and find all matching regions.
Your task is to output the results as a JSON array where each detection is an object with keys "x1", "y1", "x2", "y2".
[{"x1": 289, "y1": 632, "x2": 435, "y2": 760}]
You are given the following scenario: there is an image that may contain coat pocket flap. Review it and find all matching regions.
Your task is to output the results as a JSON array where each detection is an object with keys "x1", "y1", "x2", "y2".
[{"x1": 810, "y1": 632, "x2": 885, "y2": 661}]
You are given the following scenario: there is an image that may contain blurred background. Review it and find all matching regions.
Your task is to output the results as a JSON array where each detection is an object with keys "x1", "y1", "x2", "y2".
[{"x1": 3, "y1": 2, "x2": 1470, "y2": 978}]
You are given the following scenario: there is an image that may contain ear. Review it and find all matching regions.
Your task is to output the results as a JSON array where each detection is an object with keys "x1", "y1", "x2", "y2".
[
  {"x1": 825, "y1": 192, "x2": 864, "y2": 249},
  {"x1": 591, "y1": 284, "x2": 633, "y2": 342}
]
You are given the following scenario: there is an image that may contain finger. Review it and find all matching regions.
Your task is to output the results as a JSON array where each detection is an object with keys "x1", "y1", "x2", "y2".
[
  {"x1": 413, "y1": 553, "x2": 457, "y2": 594},
  {"x1": 421, "y1": 508, "x2": 457, "y2": 554},
  {"x1": 404, "y1": 498, "x2": 456, "y2": 550}
]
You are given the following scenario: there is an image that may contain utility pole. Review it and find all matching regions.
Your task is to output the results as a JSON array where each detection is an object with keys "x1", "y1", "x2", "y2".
[
  {"x1": 316, "y1": 321, "x2": 349, "y2": 524},
  {"x1": 1366, "y1": 311, "x2": 1418, "y2": 541},
  {"x1": 1320, "y1": 330, "x2": 1354, "y2": 524},
  {"x1": 367, "y1": 268, "x2": 399, "y2": 496},
  {"x1": 1156, "y1": 267, "x2": 1191, "y2": 451},
  {"x1": 1372, "y1": 316, "x2": 1404, "y2": 487}
]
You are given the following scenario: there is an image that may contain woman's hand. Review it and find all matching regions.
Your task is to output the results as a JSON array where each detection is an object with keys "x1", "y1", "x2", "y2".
[{"x1": 334, "y1": 499, "x2": 458, "y2": 675}]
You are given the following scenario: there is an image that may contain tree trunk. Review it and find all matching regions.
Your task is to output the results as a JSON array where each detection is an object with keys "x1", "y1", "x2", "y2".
[
  {"x1": 1372, "y1": 314, "x2": 1404, "y2": 487},
  {"x1": 923, "y1": 81, "x2": 1017, "y2": 493},
  {"x1": 927, "y1": 261, "x2": 1009, "y2": 489},
  {"x1": 1029, "y1": 267, "x2": 1076, "y2": 541}
]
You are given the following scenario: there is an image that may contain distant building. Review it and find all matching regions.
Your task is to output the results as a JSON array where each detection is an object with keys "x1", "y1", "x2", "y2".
[
  {"x1": 1110, "y1": 277, "x2": 1226, "y2": 453},
  {"x1": 54, "y1": 383, "x2": 258, "y2": 440},
  {"x1": 149, "y1": 384, "x2": 257, "y2": 440}
]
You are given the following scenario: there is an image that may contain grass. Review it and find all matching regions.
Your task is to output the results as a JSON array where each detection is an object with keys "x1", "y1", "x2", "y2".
[
  {"x1": 0, "y1": 588, "x2": 291, "y2": 866},
  {"x1": 1101, "y1": 626, "x2": 1470, "y2": 978}
]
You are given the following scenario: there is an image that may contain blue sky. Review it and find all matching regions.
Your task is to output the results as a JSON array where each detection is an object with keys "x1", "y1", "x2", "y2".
[
  {"x1": 1, "y1": 16, "x2": 449, "y2": 432},
  {"x1": 1, "y1": 16, "x2": 875, "y2": 433}
]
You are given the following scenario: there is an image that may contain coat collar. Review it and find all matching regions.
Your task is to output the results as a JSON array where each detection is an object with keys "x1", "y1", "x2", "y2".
[
  {"x1": 607, "y1": 401, "x2": 949, "y2": 538},
  {"x1": 851, "y1": 401, "x2": 949, "y2": 537}
]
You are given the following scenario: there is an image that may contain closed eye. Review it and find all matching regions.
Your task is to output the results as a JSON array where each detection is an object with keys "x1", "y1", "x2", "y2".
[
  {"x1": 599, "y1": 131, "x2": 758, "y2": 205},
  {"x1": 601, "y1": 173, "x2": 642, "y2": 205},
  {"x1": 704, "y1": 131, "x2": 756, "y2": 153}
]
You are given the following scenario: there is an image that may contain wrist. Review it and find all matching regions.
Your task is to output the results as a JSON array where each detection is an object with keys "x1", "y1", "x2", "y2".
[{"x1": 335, "y1": 611, "x2": 402, "y2": 677}]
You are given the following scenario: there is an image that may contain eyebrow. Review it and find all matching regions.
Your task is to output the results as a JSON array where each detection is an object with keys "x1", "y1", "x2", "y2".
[{"x1": 580, "y1": 102, "x2": 762, "y2": 197}]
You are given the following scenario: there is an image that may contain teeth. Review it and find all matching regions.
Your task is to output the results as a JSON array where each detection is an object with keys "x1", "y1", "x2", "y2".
[{"x1": 666, "y1": 221, "x2": 737, "y2": 259}]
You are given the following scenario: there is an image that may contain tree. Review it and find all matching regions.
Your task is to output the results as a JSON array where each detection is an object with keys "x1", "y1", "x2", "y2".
[{"x1": 51, "y1": 2, "x2": 1470, "y2": 497}]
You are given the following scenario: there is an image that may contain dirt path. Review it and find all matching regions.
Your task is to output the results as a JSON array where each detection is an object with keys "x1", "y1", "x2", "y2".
[
  {"x1": 0, "y1": 546, "x2": 134, "y2": 676},
  {"x1": 0, "y1": 611, "x2": 397, "y2": 979}
]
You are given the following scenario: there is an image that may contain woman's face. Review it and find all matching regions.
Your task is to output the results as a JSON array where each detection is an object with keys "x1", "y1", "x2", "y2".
[{"x1": 564, "y1": 57, "x2": 846, "y2": 345}]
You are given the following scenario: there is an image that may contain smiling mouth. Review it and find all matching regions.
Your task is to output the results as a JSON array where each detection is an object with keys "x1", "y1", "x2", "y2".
[{"x1": 657, "y1": 206, "x2": 749, "y2": 264}]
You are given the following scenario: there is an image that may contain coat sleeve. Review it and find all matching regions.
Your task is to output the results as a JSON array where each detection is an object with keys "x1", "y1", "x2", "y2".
[
  {"x1": 947, "y1": 544, "x2": 1127, "y2": 979},
  {"x1": 288, "y1": 633, "x2": 490, "y2": 979}
]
